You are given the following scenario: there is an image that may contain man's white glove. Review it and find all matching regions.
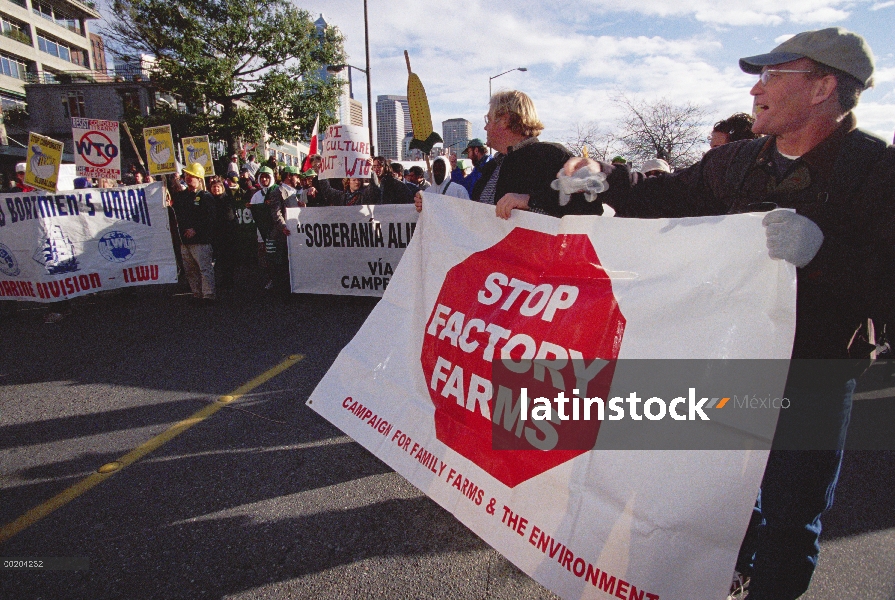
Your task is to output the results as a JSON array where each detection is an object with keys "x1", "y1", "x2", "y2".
[
  {"x1": 551, "y1": 164, "x2": 608, "y2": 206},
  {"x1": 762, "y1": 210, "x2": 824, "y2": 268}
]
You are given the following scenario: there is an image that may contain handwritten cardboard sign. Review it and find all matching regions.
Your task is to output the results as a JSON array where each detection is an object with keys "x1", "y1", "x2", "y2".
[{"x1": 319, "y1": 124, "x2": 371, "y2": 179}]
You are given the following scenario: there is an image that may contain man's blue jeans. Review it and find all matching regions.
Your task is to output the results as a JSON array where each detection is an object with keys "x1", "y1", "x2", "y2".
[{"x1": 736, "y1": 375, "x2": 855, "y2": 600}]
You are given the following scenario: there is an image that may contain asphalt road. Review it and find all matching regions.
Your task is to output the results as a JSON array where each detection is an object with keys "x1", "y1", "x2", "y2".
[{"x1": 0, "y1": 270, "x2": 893, "y2": 600}]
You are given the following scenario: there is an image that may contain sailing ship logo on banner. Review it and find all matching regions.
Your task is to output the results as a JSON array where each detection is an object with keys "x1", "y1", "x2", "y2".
[{"x1": 33, "y1": 225, "x2": 80, "y2": 274}]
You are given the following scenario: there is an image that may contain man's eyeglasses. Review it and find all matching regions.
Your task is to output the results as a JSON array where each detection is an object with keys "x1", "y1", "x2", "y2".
[{"x1": 759, "y1": 69, "x2": 813, "y2": 85}]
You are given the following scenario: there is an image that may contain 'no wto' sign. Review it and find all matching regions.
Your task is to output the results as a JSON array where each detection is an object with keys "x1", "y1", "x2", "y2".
[
  {"x1": 76, "y1": 131, "x2": 118, "y2": 167},
  {"x1": 72, "y1": 118, "x2": 121, "y2": 178}
]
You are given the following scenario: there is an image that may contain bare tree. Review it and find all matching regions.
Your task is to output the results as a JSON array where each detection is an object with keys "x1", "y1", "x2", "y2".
[
  {"x1": 611, "y1": 94, "x2": 708, "y2": 169},
  {"x1": 566, "y1": 95, "x2": 708, "y2": 169},
  {"x1": 564, "y1": 121, "x2": 616, "y2": 162}
]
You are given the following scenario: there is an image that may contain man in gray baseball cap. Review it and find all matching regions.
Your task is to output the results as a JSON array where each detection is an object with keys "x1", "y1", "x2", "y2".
[
  {"x1": 556, "y1": 27, "x2": 894, "y2": 600},
  {"x1": 739, "y1": 27, "x2": 874, "y2": 88}
]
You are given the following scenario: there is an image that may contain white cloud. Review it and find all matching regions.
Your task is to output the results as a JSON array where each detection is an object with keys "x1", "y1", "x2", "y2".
[
  {"x1": 853, "y1": 102, "x2": 895, "y2": 139},
  {"x1": 578, "y1": 0, "x2": 860, "y2": 25},
  {"x1": 789, "y1": 7, "x2": 850, "y2": 22},
  {"x1": 873, "y1": 67, "x2": 895, "y2": 84},
  {"x1": 870, "y1": 1, "x2": 895, "y2": 9},
  {"x1": 302, "y1": 1, "x2": 894, "y2": 146}
]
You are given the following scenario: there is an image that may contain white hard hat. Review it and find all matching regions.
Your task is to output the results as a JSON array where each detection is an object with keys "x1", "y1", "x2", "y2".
[{"x1": 15, "y1": 162, "x2": 26, "y2": 172}]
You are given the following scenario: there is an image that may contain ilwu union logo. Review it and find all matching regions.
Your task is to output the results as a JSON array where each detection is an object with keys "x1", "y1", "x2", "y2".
[{"x1": 98, "y1": 231, "x2": 136, "y2": 263}]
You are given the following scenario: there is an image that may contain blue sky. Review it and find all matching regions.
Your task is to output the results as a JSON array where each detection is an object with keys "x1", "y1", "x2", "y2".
[{"x1": 298, "y1": 0, "x2": 895, "y2": 150}]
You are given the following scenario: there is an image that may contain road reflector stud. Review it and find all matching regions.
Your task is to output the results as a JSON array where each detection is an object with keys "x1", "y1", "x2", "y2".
[{"x1": 97, "y1": 461, "x2": 121, "y2": 474}]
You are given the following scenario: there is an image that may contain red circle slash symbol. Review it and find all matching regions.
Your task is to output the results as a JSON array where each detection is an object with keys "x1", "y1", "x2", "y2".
[{"x1": 77, "y1": 131, "x2": 118, "y2": 167}]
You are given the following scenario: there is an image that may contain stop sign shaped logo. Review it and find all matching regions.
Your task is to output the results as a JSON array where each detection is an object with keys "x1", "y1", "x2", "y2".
[{"x1": 421, "y1": 228, "x2": 626, "y2": 487}]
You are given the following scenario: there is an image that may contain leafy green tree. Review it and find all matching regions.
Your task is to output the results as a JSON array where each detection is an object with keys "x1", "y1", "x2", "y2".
[{"x1": 105, "y1": 0, "x2": 346, "y2": 154}]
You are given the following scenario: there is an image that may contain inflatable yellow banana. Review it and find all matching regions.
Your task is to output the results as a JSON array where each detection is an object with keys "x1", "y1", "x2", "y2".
[{"x1": 405, "y1": 51, "x2": 442, "y2": 154}]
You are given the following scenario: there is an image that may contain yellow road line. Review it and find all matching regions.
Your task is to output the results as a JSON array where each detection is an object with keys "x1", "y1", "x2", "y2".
[{"x1": 0, "y1": 354, "x2": 304, "y2": 545}]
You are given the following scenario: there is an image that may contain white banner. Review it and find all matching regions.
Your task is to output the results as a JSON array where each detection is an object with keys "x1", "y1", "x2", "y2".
[
  {"x1": 0, "y1": 181, "x2": 177, "y2": 302},
  {"x1": 307, "y1": 198, "x2": 797, "y2": 600},
  {"x1": 286, "y1": 204, "x2": 418, "y2": 297},
  {"x1": 72, "y1": 118, "x2": 121, "y2": 180}
]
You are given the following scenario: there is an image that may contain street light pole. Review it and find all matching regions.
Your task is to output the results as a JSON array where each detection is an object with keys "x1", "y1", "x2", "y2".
[
  {"x1": 363, "y1": 0, "x2": 374, "y2": 157},
  {"x1": 326, "y1": 61, "x2": 374, "y2": 158},
  {"x1": 488, "y1": 67, "x2": 528, "y2": 101}
]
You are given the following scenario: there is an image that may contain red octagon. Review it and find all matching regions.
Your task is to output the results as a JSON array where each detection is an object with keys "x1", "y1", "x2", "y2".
[{"x1": 421, "y1": 228, "x2": 626, "y2": 488}]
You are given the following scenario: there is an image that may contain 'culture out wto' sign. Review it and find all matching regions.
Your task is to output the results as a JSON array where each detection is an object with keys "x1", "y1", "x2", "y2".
[{"x1": 319, "y1": 124, "x2": 371, "y2": 179}]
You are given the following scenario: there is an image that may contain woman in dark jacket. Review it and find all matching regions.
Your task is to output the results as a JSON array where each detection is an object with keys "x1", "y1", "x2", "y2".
[
  {"x1": 317, "y1": 177, "x2": 381, "y2": 206},
  {"x1": 208, "y1": 175, "x2": 239, "y2": 288}
]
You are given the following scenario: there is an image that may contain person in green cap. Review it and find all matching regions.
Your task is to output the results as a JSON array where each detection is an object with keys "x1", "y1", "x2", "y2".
[
  {"x1": 278, "y1": 165, "x2": 304, "y2": 209},
  {"x1": 248, "y1": 165, "x2": 279, "y2": 290},
  {"x1": 296, "y1": 169, "x2": 319, "y2": 206},
  {"x1": 450, "y1": 138, "x2": 492, "y2": 196},
  {"x1": 257, "y1": 164, "x2": 299, "y2": 293}
]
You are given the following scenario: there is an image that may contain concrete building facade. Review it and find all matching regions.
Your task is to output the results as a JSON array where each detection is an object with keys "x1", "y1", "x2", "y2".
[
  {"x1": 0, "y1": 0, "x2": 101, "y2": 110},
  {"x1": 376, "y1": 94, "x2": 407, "y2": 161},
  {"x1": 442, "y1": 118, "x2": 472, "y2": 157},
  {"x1": 24, "y1": 80, "x2": 155, "y2": 157}
]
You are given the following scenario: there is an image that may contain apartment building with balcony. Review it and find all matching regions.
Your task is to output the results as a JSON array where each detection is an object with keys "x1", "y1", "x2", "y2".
[{"x1": 0, "y1": 0, "x2": 100, "y2": 111}]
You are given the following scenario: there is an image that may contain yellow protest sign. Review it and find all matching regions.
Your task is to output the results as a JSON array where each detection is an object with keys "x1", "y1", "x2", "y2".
[
  {"x1": 25, "y1": 132, "x2": 64, "y2": 193},
  {"x1": 181, "y1": 135, "x2": 214, "y2": 175},
  {"x1": 144, "y1": 125, "x2": 176, "y2": 175}
]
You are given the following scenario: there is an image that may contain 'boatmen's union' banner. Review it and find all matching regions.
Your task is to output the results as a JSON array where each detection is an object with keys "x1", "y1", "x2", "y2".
[
  {"x1": 307, "y1": 197, "x2": 797, "y2": 600},
  {"x1": 72, "y1": 118, "x2": 121, "y2": 180},
  {"x1": 0, "y1": 181, "x2": 177, "y2": 302},
  {"x1": 319, "y1": 124, "x2": 372, "y2": 180},
  {"x1": 286, "y1": 204, "x2": 418, "y2": 297}
]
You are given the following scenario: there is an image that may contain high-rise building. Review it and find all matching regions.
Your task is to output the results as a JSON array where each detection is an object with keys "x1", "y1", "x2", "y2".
[
  {"x1": 0, "y1": 0, "x2": 102, "y2": 110},
  {"x1": 348, "y1": 97, "x2": 363, "y2": 127},
  {"x1": 376, "y1": 94, "x2": 408, "y2": 161},
  {"x1": 442, "y1": 118, "x2": 472, "y2": 156},
  {"x1": 397, "y1": 97, "x2": 411, "y2": 137}
]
